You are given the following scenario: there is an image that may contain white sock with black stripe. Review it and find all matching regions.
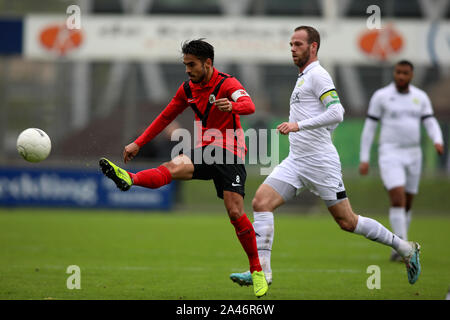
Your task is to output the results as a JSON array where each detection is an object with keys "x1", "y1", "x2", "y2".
[{"x1": 354, "y1": 215, "x2": 412, "y2": 257}]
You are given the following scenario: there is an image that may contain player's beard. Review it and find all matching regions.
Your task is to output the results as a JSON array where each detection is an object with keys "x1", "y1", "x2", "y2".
[
  {"x1": 191, "y1": 65, "x2": 207, "y2": 84},
  {"x1": 395, "y1": 80, "x2": 410, "y2": 93},
  {"x1": 295, "y1": 47, "x2": 311, "y2": 69}
]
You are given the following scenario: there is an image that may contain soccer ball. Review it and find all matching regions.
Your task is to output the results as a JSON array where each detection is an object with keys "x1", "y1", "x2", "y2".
[{"x1": 16, "y1": 128, "x2": 52, "y2": 163}]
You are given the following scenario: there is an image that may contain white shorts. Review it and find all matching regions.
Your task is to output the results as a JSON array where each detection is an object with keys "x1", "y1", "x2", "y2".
[
  {"x1": 378, "y1": 146, "x2": 422, "y2": 194},
  {"x1": 266, "y1": 153, "x2": 346, "y2": 201}
]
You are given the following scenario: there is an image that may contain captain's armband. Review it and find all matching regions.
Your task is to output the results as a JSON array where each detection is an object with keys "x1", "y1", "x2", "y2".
[{"x1": 320, "y1": 89, "x2": 340, "y2": 108}]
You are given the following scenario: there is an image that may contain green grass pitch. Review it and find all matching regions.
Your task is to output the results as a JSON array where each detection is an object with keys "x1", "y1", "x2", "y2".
[{"x1": 0, "y1": 208, "x2": 449, "y2": 300}]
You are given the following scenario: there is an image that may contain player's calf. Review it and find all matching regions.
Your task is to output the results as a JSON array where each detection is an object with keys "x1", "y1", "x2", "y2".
[
  {"x1": 130, "y1": 165, "x2": 172, "y2": 189},
  {"x1": 327, "y1": 199, "x2": 358, "y2": 232}
]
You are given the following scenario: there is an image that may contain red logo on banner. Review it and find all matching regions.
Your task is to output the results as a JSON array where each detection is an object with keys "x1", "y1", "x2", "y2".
[
  {"x1": 358, "y1": 25, "x2": 403, "y2": 60},
  {"x1": 39, "y1": 24, "x2": 83, "y2": 56}
]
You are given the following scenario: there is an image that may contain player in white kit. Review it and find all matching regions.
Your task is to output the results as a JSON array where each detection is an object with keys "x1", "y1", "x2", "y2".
[
  {"x1": 359, "y1": 60, "x2": 444, "y2": 261},
  {"x1": 230, "y1": 26, "x2": 422, "y2": 287}
]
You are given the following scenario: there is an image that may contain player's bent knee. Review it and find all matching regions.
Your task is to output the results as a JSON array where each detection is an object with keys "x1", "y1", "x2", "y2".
[
  {"x1": 171, "y1": 154, "x2": 192, "y2": 166},
  {"x1": 252, "y1": 196, "x2": 270, "y2": 212},
  {"x1": 330, "y1": 204, "x2": 358, "y2": 232},
  {"x1": 163, "y1": 159, "x2": 193, "y2": 180},
  {"x1": 162, "y1": 161, "x2": 178, "y2": 175},
  {"x1": 252, "y1": 185, "x2": 283, "y2": 212}
]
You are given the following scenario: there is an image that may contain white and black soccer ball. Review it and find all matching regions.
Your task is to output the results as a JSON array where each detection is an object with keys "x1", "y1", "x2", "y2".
[{"x1": 16, "y1": 128, "x2": 52, "y2": 163}]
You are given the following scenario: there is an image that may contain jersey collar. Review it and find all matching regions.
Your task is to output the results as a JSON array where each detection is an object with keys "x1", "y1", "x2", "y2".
[
  {"x1": 390, "y1": 81, "x2": 410, "y2": 94},
  {"x1": 299, "y1": 60, "x2": 320, "y2": 77}
]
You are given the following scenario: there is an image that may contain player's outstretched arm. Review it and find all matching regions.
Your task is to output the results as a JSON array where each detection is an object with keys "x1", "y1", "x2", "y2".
[{"x1": 131, "y1": 85, "x2": 188, "y2": 162}]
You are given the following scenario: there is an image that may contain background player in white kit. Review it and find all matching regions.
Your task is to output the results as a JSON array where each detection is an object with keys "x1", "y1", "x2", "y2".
[
  {"x1": 359, "y1": 60, "x2": 444, "y2": 261},
  {"x1": 230, "y1": 26, "x2": 422, "y2": 287}
]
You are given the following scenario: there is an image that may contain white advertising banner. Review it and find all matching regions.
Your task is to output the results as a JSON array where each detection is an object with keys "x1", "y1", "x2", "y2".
[{"x1": 24, "y1": 15, "x2": 450, "y2": 66}]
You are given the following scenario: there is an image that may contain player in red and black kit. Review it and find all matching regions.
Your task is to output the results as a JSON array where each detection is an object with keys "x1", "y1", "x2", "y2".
[{"x1": 99, "y1": 39, "x2": 268, "y2": 297}]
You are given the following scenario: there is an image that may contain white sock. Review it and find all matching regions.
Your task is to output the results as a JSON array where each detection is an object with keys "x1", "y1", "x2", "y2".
[
  {"x1": 253, "y1": 211, "x2": 274, "y2": 275},
  {"x1": 354, "y1": 215, "x2": 412, "y2": 257},
  {"x1": 389, "y1": 207, "x2": 407, "y2": 240},
  {"x1": 405, "y1": 210, "x2": 412, "y2": 238}
]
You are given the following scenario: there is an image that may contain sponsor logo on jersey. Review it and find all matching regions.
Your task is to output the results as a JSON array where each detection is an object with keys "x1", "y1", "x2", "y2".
[
  {"x1": 297, "y1": 79, "x2": 305, "y2": 87},
  {"x1": 290, "y1": 91, "x2": 301, "y2": 104}
]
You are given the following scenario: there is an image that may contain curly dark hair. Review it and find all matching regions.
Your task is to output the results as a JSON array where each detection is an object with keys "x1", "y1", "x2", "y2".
[{"x1": 181, "y1": 39, "x2": 214, "y2": 64}]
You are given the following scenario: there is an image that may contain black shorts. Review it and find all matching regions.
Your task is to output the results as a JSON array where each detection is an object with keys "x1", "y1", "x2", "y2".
[{"x1": 183, "y1": 146, "x2": 246, "y2": 199}]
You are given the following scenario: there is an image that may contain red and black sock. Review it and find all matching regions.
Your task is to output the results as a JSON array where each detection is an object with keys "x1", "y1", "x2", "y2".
[{"x1": 231, "y1": 213, "x2": 262, "y2": 273}]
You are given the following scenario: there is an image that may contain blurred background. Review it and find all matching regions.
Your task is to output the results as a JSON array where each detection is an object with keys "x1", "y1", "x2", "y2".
[{"x1": 0, "y1": 0, "x2": 449, "y2": 214}]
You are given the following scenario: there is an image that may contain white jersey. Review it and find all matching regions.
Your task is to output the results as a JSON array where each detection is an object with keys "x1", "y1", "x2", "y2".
[
  {"x1": 360, "y1": 82, "x2": 443, "y2": 162},
  {"x1": 288, "y1": 61, "x2": 344, "y2": 159},
  {"x1": 369, "y1": 83, "x2": 433, "y2": 147},
  {"x1": 267, "y1": 61, "x2": 346, "y2": 201}
]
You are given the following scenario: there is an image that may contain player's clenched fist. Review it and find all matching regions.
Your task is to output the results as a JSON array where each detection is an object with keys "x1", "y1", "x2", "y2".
[
  {"x1": 215, "y1": 98, "x2": 233, "y2": 112},
  {"x1": 277, "y1": 122, "x2": 299, "y2": 135},
  {"x1": 123, "y1": 142, "x2": 140, "y2": 163}
]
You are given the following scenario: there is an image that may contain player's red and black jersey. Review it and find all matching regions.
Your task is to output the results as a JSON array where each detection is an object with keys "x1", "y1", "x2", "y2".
[{"x1": 134, "y1": 68, "x2": 255, "y2": 160}]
